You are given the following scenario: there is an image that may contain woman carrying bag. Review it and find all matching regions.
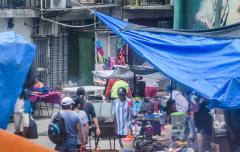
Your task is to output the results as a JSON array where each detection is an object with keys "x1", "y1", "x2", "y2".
[{"x1": 14, "y1": 88, "x2": 38, "y2": 139}]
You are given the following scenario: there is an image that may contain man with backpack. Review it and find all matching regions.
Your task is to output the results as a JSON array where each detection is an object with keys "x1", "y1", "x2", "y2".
[
  {"x1": 50, "y1": 97, "x2": 84, "y2": 152},
  {"x1": 74, "y1": 87, "x2": 101, "y2": 136}
]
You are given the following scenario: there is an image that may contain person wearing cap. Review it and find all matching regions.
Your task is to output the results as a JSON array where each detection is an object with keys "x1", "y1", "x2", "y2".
[
  {"x1": 112, "y1": 87, "x2": 133, "y2": 149},
  {"x1": 109, "y1": 79, "x2": 132, "y2": 100},
  {"x1": 51, "y1": 97, "x2": 84, "y2": 152},
  {"x1": 74, "y1": 87, "x2": 101, "y2": 136}
]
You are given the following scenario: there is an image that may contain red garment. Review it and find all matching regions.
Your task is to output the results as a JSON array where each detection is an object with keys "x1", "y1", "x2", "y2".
[
  {"x1": 105, "y1": 79, "x2": 132, "y2": 99},
  {"x1": 128, "y1": 99, "x2": 133, "y2": 107},
  {"x1": 127, "y1": 88, "x2": 133, "y2": 98},
  {"x1": 154, "y1": 100, "x2": 159, "y2": 113},
  {"x1": 145, "y1": 86, "x2": 158, "y2": 98},
  {"x1": 105, "y1": 79, "x2": 118, "y2": 100}
]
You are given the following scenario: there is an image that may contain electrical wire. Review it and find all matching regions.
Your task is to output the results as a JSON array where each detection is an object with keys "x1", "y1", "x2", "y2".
[
  {"x1": 41, "y1": 0, "x2": 97, "y2": 28},
  {"x1": 41, "y1": 16, "x2": 100, "y2": 28}
]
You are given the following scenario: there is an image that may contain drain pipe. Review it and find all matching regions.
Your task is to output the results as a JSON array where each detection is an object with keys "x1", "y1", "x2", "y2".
[{"x1": 173, "y1": 0, "x2": 183, "y2": 30}]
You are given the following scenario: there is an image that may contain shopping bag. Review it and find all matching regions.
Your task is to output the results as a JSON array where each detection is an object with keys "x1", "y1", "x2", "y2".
[{"x1": 27, "y1": 115, "x2": 38, "y2": 139}]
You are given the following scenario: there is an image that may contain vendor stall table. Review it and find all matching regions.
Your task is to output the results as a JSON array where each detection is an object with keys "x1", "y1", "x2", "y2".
[
  {"x1": 62, "y1": 86, "x2": 105, "y2": 98},
  {"x1": 30, "y1": 91, "x2": 62, "y2": 117}
]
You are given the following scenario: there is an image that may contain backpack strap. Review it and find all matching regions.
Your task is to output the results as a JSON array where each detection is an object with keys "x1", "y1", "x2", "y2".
[
  {"x1": 81, "y1": 100, "x2": 89, "y2": 112},
  {"x1": 57, "y1": 111, "x2": 61, "y2": 118}
]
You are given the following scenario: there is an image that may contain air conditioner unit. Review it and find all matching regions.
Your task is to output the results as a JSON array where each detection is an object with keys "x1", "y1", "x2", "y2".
[
  {"x1": 51, "y1": 0, "x2": 67, "y2": 9},
  {"x1": 39, "y1": 23, "x2": 58, "y2": 36}
]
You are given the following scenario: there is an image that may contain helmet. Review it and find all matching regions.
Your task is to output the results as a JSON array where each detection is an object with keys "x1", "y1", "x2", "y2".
[
  {"x1": 77, "y1": 87, "x2": 85, "y2": 96},
  {"x1": 118, "y1": 87, "x2": 127, "y2": 96}
]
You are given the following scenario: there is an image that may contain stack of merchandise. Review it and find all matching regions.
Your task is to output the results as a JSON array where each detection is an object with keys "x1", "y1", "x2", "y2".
[{"x1": 133, "y1": 137, "x2": 168, "y2": 152}]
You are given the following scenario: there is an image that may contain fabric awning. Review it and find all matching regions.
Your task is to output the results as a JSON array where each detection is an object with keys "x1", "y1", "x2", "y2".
[{"x1": 96, "y1": 12, "x2": 240, "y2": 109}]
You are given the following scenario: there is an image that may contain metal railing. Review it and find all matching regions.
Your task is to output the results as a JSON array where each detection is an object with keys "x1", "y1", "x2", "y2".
[
  {"x1": 0, "y1": 0, "x2": 169, "y2": 10},
  {"x1": 0, "y1": 0, "x2": 40, "y2": 8},
  {"x1": 41, "y1": 0, "x2": 115, "y2": 9},
  {"x1": 124, "y1": 0, "x2": 170, "y2": 6}
]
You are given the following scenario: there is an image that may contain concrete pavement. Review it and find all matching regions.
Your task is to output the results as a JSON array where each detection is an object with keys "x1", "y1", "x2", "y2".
[{"x1": 7, "y1": 113, "x2": 120, "y2": 151}]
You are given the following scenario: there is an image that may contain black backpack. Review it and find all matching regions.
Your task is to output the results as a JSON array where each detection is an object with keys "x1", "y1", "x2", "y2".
[{"x1": 48, "y1": 112, "x2": 67, "y2": 144}]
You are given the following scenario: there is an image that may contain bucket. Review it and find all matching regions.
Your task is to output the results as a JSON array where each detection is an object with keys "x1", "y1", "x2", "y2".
[
  {"x1": 122, "y1": 135, "x2": 134, "y2": 152},
  {"x1": 170, "y1": 112, "x2": 186, "y2": 128}
]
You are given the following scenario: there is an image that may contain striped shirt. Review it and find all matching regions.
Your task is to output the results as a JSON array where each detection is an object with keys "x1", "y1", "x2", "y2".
[{"x1": 112, "y1": 98, "x2": 132, "y2": 135}]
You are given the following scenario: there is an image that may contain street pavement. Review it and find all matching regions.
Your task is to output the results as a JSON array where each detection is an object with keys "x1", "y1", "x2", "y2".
[
  {"x1": 7, "y1": 110, "x2": 120, "y2": 151},
  {"x1": 7, "y1": 116, "x2": 56, "y2": 150}
]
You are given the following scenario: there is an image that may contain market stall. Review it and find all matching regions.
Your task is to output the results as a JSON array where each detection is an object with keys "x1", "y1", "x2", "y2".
[
  {"x1": 91, "y1": 65, "x2": 174, "y2": 151},
  {"x1": 122, "y1": 96, "x2": 198, "y2": 151},
  {"x1": 93, "y1": 65, "x2": 170, "y2": 98},
  {"x1": 62, "y1": 86, "x2": 105, "y2": 98},
  {"x1": 92, "y1": 12, "x2": 240, "y2": 152},
  {"x1": 93, "y1": 66, "x2": 134, "y2": 85},
  {"x1": 29, "y1": 91, "x2": 62, "y2": 117}
]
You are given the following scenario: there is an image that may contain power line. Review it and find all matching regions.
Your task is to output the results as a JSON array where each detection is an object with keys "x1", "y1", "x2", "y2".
[
  {"x1": 41, "y1": 0, "x2": 97, "y2": 28},
  {"x1": 41, "y1": 16, "x2": 99, "y2": 28}
]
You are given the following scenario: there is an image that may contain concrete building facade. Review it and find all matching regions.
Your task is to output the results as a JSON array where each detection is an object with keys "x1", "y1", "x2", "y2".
[
  {"x1": 0, "y1": 0, "x2": 173, "y2": 88},
  {"x1": 174, "y1": 0, "x2": 240, "y2": 30}
]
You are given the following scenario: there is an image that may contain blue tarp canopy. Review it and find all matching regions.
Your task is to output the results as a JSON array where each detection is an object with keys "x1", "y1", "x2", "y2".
[
  {"x1": 0, "y1": 32, "x2": 35, "y2": 129},
  {"x1": 96, "y1": 12, "x2": 240, "y2": 109}
]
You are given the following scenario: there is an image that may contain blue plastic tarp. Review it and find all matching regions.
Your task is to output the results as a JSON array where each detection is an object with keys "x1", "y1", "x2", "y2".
[
  {"x1": 96, "y1": 12, "x2": 240, "y2": 109},
  {"x1": 0, "y1": 31, "x2": 35, "y2": 129}
]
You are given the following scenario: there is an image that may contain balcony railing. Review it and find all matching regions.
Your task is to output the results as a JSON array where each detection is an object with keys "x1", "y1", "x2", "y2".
[
  {"x1": 0, "y1": 0, "x2": 40, "y2": 9},
  {"x1": 0, "y1": 0, "x2": 170, "y2": 10},
  {"x1": 124, "y1": 0, "x2": 171, "y2": 6},
  {"x1": 41, "y1": 0, "x2": 116, "y2": 9}
]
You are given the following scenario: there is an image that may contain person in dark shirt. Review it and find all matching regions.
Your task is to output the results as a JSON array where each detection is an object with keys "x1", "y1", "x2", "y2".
[
  {"x1": 74, "y1": 87, "x2": 101, "y2": 136},
  {"x1": 224, "y1": 109, "x2": 240, "y2": 152},
  {"x1": 51, "y1": 97, "x2": 84, "y2": 152},
  {"x1": 194, "y1": 98, "x2": 213, "y2": 152}
]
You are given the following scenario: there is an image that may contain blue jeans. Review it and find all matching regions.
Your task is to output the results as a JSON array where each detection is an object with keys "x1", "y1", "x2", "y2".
[{"x1": 55, "y1": 142, "x2": 77, "y2": 152}]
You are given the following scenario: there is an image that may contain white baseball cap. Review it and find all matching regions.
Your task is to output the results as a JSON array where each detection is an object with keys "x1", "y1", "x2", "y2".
[{"x1": 61, "y1": 97, "x2": 74, "y2": 106}]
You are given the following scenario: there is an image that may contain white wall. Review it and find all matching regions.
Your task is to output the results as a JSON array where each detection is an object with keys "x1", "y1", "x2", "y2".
[{"x1": 0, "y1": 18, "x2": 33, "y2": 41}]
